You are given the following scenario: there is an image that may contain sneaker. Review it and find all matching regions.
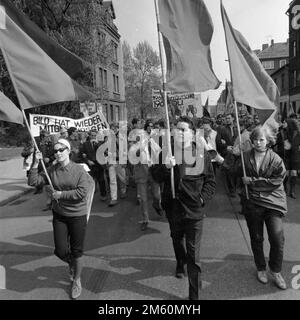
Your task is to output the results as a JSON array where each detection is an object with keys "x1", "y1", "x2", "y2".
[
  {"x1": 269, "y1": 271, "x2": 287, "y2": 290},
  {"x1": 108, "y1": 200, "x2": 118, "y2": 207},
  {"x1": 257, "y1": 270, "x2": 268, "y2": 284},
  {"x1": 140, "y1": 221, "x2": 148, "y2": 231},
  {"x1": 71, "y1": 278, "x2": 82, "y2": 299}
]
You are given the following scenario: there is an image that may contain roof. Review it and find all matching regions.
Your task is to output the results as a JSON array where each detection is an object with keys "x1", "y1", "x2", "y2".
[
  {"x1": 257, "y1": 42, "x2": 289, "y2": 60},
  {"x1": 103, "y1": 1, "x2": 116, "y2": 19},
  {"x1": 270, "y1": 63, "x2": 289, "y2": 77}
]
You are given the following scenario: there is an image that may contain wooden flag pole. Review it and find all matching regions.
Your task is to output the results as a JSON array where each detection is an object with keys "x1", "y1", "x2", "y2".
[
  {"x1": 154, "y1": 0, "x2": 175, "y2": 198},
  {"x1": 233, "y1": 101, "x2": 249, "y2": 200}
]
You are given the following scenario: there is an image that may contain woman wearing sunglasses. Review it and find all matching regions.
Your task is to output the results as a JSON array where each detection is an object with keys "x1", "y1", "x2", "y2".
[{"x1": 28, "y1": 138, "x2": 94, "y2": 299}]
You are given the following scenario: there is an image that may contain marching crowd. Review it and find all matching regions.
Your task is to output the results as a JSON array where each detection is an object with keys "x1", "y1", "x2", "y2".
[{"x1": 20, "y1": 111, "x2": 300, "y2": 299}]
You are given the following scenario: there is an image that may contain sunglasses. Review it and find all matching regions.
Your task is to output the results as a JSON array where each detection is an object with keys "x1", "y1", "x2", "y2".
[{"x1": 54, "y1": 147, "x2": 68, "y2": 154}]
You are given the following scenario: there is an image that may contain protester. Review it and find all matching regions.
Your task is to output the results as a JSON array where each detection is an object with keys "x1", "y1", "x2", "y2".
[
  {"x1": 202, "y1": 117, "x2": 218, "y2": 174},
  {"x1": 106, "y1": 122, "x2": 127, "y2": 206},
  {"x1": 28, "y1": 138, "x2": 95, "y2": 299},
  {"x1": 237, "y1": 126, "x2": 287, "y2": 290},
  {"x1": 216, "y1": 113, "x2": 238, "y2": 197},
  {"x1": 285, "y1": 118, "x2": 300, "y2": 198},
  {"x1": 68, "y1": 127, "x2": 82, "y2": 163},
  {"x1": 80, "y1": 130, "x2": 107, "y2": 202},
  {"x1": 152, "y1": 116, "x2": 216, "y2": 300},
  {"x1": 128, "y1": 129, "x2": 152, "y2": 231}
]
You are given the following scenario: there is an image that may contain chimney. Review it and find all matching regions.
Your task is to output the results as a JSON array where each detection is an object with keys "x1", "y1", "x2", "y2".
[
  {"x1": 262, "y1": 43, "x2": 268, "y2": 50},
  {"x1": 271, "y1": 39, "x2": 274, "y2": 46}
]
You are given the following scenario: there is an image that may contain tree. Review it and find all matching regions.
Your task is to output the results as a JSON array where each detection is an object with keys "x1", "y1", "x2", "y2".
[
  {"x1": 0, "y1": 0, "x2": 111, "y2": 146},
  {"x1": 123, "y1": 40, "x2": 162, "y2": 120}
]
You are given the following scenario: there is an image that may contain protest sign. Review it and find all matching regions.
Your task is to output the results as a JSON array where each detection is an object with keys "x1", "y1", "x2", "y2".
[
  {"x1": 29, "y1": 111, "x2": 109, "y2": 137},
  {"x1": 152, "y1": 90, "x2": 202, "y2": 117}
]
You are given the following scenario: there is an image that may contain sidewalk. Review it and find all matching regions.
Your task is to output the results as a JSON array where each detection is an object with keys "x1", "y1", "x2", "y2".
[{"x1": 0, "y1": 157, "x2": 34, "y2": 207}]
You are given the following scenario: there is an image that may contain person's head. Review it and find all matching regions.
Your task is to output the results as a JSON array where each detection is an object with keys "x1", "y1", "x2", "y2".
[
  {"x1": 132, "y1": 117, "x2": 141, "y2": 129},
  {"x1": 202, "y1": 117, "x2": 212, "y2": 133},
  {"x1": 110, "y1": 122, "x2": 119, "y2": 134},
  {"x1": 144, "y1": 119, "x2": 154, "y2": 134},
  {"x1": 59, "y1": 126, "x2": 68, "y2": 139},
  {"x1": 89, "y1": 129, "x2": 98, "y2": 142},
  {"x1": 225, "y1": 113, "x2": 234, "y2": 126},
  {"x1": 54, "y1": 138, "x2": 71, "y2": 163},
  {"x1": 250, "y1": 126, "x2": 276, "y2": 152},
  {"x1": 67, "y1": 127, "x2": 78, "y2": 140},
  {"x1": 253, "y1": 115, "x2": 260, "y2": 125},
  {"x1": 174, "y1": 116, "x2": 195, "y2": 148},
  {"x1": 40, "y1": 129, "x2": 50, "y2": 140}
]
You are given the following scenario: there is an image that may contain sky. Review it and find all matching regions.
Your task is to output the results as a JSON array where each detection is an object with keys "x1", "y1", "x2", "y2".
[{"x1": 112, "y1": 0, "x2": 290, "y2": 105}]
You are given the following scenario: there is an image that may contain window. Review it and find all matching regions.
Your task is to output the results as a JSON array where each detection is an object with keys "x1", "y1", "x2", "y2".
[
  {"x1": 281, "y1": 74, "x2": 285, "y2": 90},
  {"x1": 115, "y1": 105, "x2": 120, "y2": 122},
  {"x1": 113, "y1": 74, "x2": 119, "y2": 93},
  {"x1": 99, "y1": 67, "x2": 108, "y2": 88},
  {"x1": 293, "y1": 70, "x2": 297, "y2": 87},
  {"x1": 262, "y1": 60, "x2": 274, "y2": 70},
  {"x1": 111, "y1": 41, "x2": 118, "y2": 61},
  {"x1": 110, "y1": 105, "x2": 114, "y2": 122},
  {"x1": 97, "y1": 31, "x2": 106, "y2": 45},
  {"x1": 279, "y1": 59, "x2": 287, "y2": 68},
  {"x1": 293, "y1": 41, "x2": 297, "y2": 57}
]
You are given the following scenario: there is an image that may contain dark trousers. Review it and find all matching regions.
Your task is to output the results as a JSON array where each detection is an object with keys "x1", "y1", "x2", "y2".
[
  {"x1": 244, "y1": 202, "x2": 284, "y2": 273},
  {"x1": 167, "y1": 215, "x2": 203, "y2": 300},
  {"x1": 90, "y1": 163, "x2": 107, "y2": 197},
  {"x1": 52, "y1": 212, "x2": 87, "y2": 263}
]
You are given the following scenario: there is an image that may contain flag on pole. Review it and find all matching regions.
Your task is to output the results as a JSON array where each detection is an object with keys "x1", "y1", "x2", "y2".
[
  {"x1": 158, "y1": 0, "x2": 221, "y2": 93},
  {"x1": 0, "y1": 0, "x2": 96, "y2": 110},
  {"x1": 225, "y1": 81, "x2": 233, "y2": 112},
  {"x1": 203, "y1": 97, "x2": 211, "y2": 117},
  {"x1": 221, "y1": 2, "x2": 278, "y2": 124},
  {"x1": 0, "y1": 90, "x2": 23, "y2": 124}
]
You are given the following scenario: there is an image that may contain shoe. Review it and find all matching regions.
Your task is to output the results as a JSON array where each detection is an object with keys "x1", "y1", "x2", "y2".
[
  {"x1": 120, "y1": 193, "x2": 127, "y2": 199},
  {"x1": 42, "y1": 204, "x2": 51, "y2": 211},
  {"x1": 152, "y1": 201, "x2": 164, "y2": 216},
  {"x1": 175, "y1": 263, "x2": 185, "y2": 279},
  {"x1": 289, "y1": 192, "x2": 296, "y2": 199},
  {"x1": 108, "y1": 200, "x2": 118, "y2": 207},
  {"x1": 136, "y1": 198, "x2": 141, "y2": 205},
  {"x1": 140, "y1": 222, "x2": 148, "y2": 231},
  {"x1": 34, "y1": 188, "x2": 43, "y2": 194},
  {"x1": 257, "y1": 270, "x2": 268, "y2": 284},
  {"x1": 71, "y1": 278, "x2": 82, "y2": 299},
  {"x1": 100, "y1": 195, "x2": 107, "y2": 201},
  {"x1": 269, "y1": 271, "x2": 287, "y2": 290}
]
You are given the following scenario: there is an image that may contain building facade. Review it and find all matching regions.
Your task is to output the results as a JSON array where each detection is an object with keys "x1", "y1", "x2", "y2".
[
  {"x1": 287, "y1": 0, "x2": 300, "y2": 115},
  {"x1": 255, "y1": 40, "x2": 289, "y2": 76},
  {"x1": 94, "y1": 1, "x2": 126, "y2": 123}
]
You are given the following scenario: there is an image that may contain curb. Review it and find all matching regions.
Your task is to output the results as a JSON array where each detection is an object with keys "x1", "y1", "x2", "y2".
[{"x1": 0, "y1": 188, "x2": 34, "y2": 207}]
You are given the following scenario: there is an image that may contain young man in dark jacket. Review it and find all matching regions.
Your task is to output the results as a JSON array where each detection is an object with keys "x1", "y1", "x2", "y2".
[{"x1": 152, "y1": 117, "x2": 216, "y2": 300}]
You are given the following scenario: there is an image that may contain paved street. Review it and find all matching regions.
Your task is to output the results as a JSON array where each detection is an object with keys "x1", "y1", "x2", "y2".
[{"x1": 0, "y1": 155, "x2": 300, "y2": 300}]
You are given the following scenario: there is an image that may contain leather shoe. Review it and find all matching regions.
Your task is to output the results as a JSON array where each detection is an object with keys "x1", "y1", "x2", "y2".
[
  {"x1": 108, "y1": 200, "x2": 118, "y2": 207},
  {"x1": 257, "y1": 270, "x2": 268, "y2": 284}
]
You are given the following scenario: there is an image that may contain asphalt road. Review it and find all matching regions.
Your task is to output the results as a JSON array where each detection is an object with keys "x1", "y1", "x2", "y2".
[{"x1": 1, "y1": 171, "x2": 300, "y2": 300}]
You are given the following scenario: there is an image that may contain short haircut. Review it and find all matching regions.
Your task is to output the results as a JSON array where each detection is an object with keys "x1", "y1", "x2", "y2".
[
  {"x1": 67, "y1": 127, "x2": 77, "y2": 136},
  {"x1": 176, "y1": 116, "x2": 195, "y2": 131},
  {"x1": 202, "y1": 116, "x2": 212, "y2": 125},
  {"x1": 250, "y1": 125, "x2": 276, "y2": 146},
  {"x1": 132, "y1": 118, "x2": 139, "y2": 125}
]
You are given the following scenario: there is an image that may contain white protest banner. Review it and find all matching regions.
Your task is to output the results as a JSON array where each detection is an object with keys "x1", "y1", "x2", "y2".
[
  {"x1": 29, "y1": 111, "x2": 109, "y2": 137},
  {"x1": 152, "y1": 90, "x2": 202, "y2": 117}
]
